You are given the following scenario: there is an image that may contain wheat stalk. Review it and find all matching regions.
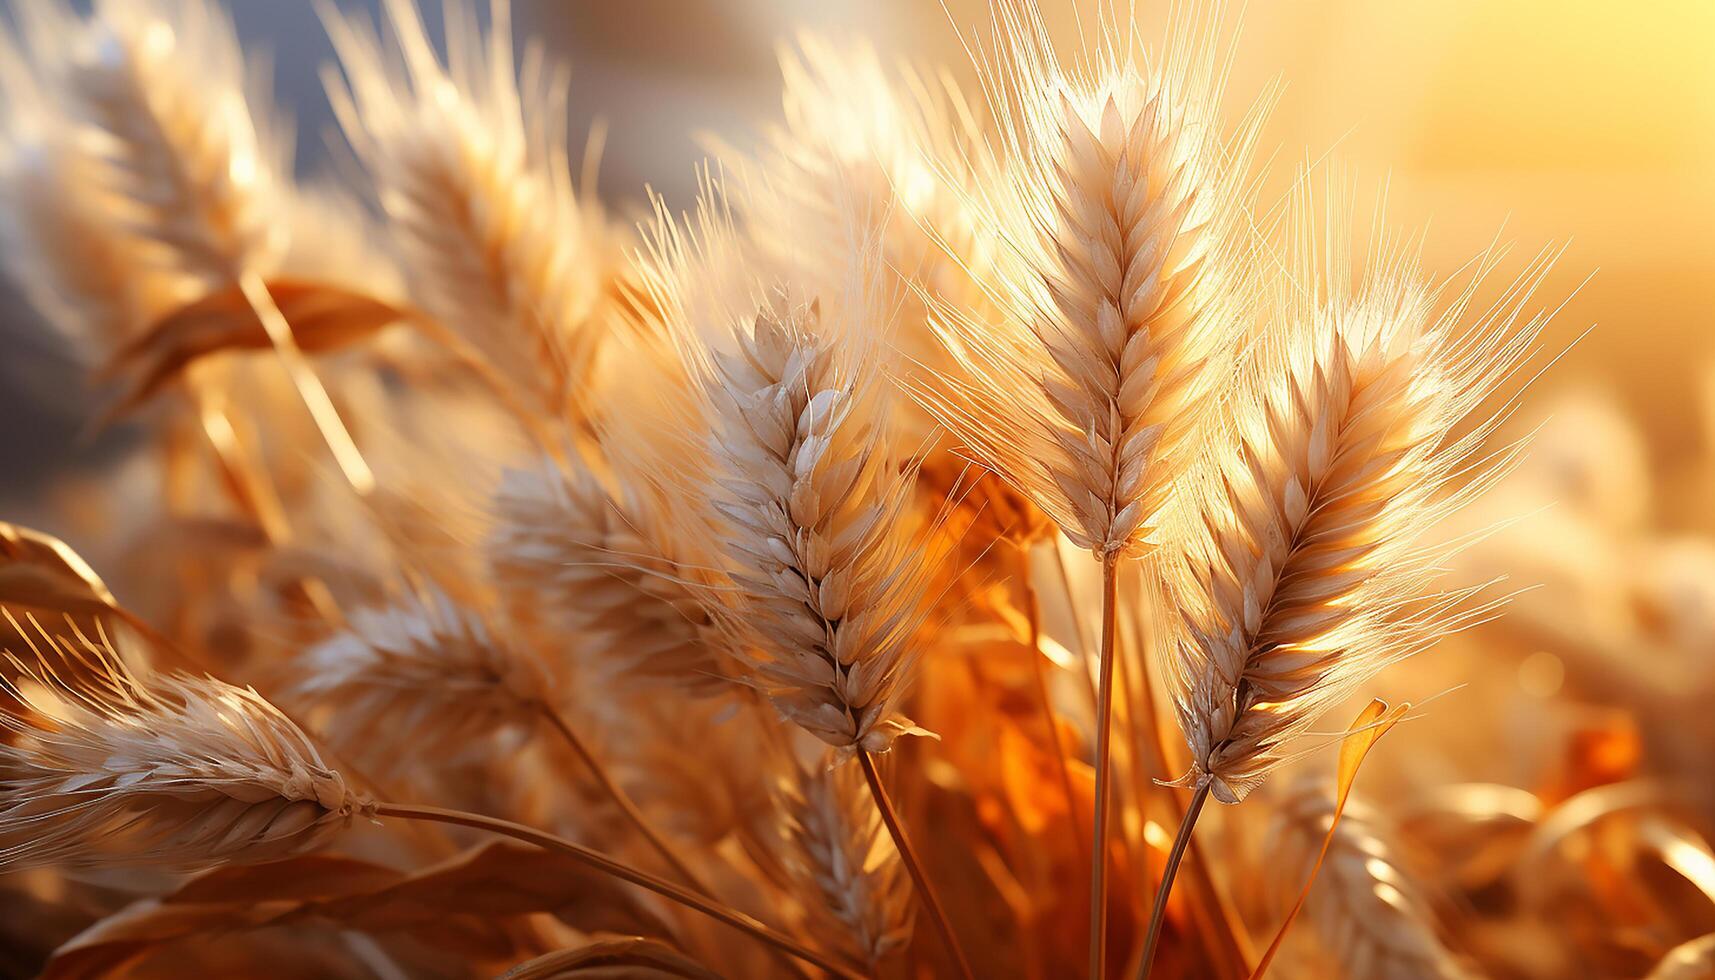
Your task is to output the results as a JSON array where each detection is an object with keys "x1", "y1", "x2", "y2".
[
  {"x1": 319, "y1": 0, "x2": 604, "y2": 425},
  {"x1": 0, "y1": 620, "x2": 371, "y2": 871},
  {"x1": 1267, "y1": 783, "x2": 1475, "y2": 980}
]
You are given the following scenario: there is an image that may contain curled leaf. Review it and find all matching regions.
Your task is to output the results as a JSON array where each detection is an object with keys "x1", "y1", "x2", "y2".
[
  {"x1": 101, "y1": 278, "x2": 407, "y2": 418},
  {"x1": 0, "y1": 522, "x2": 118, "y2": 617}
]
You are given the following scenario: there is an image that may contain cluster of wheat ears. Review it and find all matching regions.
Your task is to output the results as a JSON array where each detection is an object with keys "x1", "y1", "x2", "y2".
[{"x1": 0, "y1": 1, "x2": 1579, "y2": 978}]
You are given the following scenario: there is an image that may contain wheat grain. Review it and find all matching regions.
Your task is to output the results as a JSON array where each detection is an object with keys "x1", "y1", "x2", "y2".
[
  {"x1": 1269, "y1": 784, "x2": 1475, "y2": 980},
  {"x1": 319, "y1": 0, "x2": 604, "y2": 423},
  {"x1": 0, "y1": 621, "x2": 369, "y2": 871}
]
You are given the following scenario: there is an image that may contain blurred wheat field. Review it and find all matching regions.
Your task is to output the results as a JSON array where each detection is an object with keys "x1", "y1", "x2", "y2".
[{"x1": 0, "y1": 1, "x2": 1713, "y2": 979}]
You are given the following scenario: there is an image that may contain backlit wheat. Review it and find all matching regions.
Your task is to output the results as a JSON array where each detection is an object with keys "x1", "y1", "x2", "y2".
[{"x1": 0, "y1": 623, "x2": 369, "y2": 871}]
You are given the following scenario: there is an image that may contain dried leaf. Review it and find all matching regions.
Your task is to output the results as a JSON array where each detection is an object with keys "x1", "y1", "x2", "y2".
[
  {"x1": 44, "y1": 841, "x2": 676, "y2": 978},
  {"x1": 500, "y1": 937, "x2": 721, "y2": 979},
  {"x1": 102, "y1": 278, "x2": 406, "y2": 417},
  {"x1": 0, "y1": 522, "x2": 118, "y2": 617},
  {"x1": 1250, "y1": 698, "x2": 1409, "y2": 979},
  {"x1": 304, "y1": 840, "x2": 675, "y2": 942}
]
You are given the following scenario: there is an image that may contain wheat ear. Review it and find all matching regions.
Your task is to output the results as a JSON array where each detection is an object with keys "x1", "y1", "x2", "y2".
[
  {"x1": 42, "y1": 0, "x2": 372, "y2": 492},
  {"x1": 0, "y1": 628, "x2": 850, "y2": 977},
  {"x1": 765, "y1": 748, "x2": 915, "y2": 967},
  {"x1": 0, "y1": 620, "x2": 371, "y2": 871},
  {"x1": 319, "y1": 0, "x2": 603, "y2": 425},
  {"x1": 0, "y1": 11, "x2": 167, "y2": 359},
  {"x1": 487, "y1": 455, "x2": 727, "y2": 695},
  {"x1": 630, "y1": 178, "x2": 971, "y2": 975},
  {"x1": 911, "y1": 5, "x2": 1267, "y2": 972},
  {"x1": 287, "y1": 582, "x2": 553, "y2": 762},
  {"x1": 288, "y1": 582, "x2": 710, "y2": 892},
  {"x1": 632, "y1": 183, "x2": 939, "y2": 757},
  {"x1": 1141, "y1": 199, "x2": 1554, "y2": 974},
  {"x1": 1267, "y1": 784, "x2": 1475, "y2": 980}
]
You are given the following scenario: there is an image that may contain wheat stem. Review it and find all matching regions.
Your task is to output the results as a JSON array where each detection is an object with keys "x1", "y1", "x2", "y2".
[
  {"x1": 857, "y1": 749, "x2": 973, "y2": 980},
  {"x1": 536, "y1": 703, "x2": 712, "y2": 896},
  {"x1": 1020, "y1": 547, "x2": 1084, "y2": 859},
  {"x1": 1138, "y1": 779, "x2": 1213, "y2": 979},
  {"x1": 372, "y1": 801, "x2": 858, "y2": 980},
  {"x1": 1089, "y1": 558, "x2": 1120, "y2": 978},
  {"x1": 236, "y1": 269, "x2": 375, "y2": 496},
  {"x1": 186, "y1": 382, "x2": 344, "y2": 625}
]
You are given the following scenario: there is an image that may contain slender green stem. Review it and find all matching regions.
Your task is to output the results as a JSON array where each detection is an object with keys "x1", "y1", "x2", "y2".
[
  {"x1": 537, "y1": 703, "x2": 712, "y2": 896},
  {"x1": 1088, "y1": 559, "x2": 1120, "y2": 980},
  {"x1": 1137, "y1": 779, "x2": 1213, "y2": 979},
  {"x1": 372, "y1": 801, "x2": 860, "y2": 980},
  {"x1": 858, "y1": 750, "x2": 974, "y2": 980}
]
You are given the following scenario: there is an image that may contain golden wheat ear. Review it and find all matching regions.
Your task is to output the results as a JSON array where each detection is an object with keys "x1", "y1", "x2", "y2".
[
  {"x1": 0, "y1": 622, "x2": 370, "y2": 872},
  {"x1": 285, "y1": 581, "x2": 553, "y2": 766},
  {"x1": 486, "y1": 454, "x2": 729, "y2": 697},
  {"x1": 318, "y1": 0, "x2": 605, "y2": 426},
  {"x1": 625, "y1": 176, "x2": 940, "y2": 758},
  {"x1": 767, "y1": 746, "x2": 914, "y2": 967},
  {"x1": 1163, "y1": 183, "x2": 1554, "y2": 806},
  {"x1": 911, "y1": 0, "x2": 1268, "y2": 564}
]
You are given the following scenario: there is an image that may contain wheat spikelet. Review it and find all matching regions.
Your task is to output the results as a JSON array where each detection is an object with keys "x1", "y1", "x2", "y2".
[
  {"x1": 287, "y1": 582, "x2": 552, "y2": 762},
  {"x1": 625, "y1": 178, "x2": 939, "y2": 756},
  {"x1": 911, "y1": 1, "x2": 1264, "y2": 562},
  {"x1": 1269, "y1": 784, "x2": 1475, "y2": 980},
  {"x1": 487, "y1": 455, "x2": 727, "y2": 694},
  {"x1": 742, "y1": 746, "x2": 914, "y2": 966},
  {"x1": 0, "y1": 620, "x2": 368, "y2": 871},
  {"x1": 1166, "y1": 198, "x2": 1552, "y2": 803},
  {"x1": 319, "y1": 0, "x2": 603, "y2": 422}
]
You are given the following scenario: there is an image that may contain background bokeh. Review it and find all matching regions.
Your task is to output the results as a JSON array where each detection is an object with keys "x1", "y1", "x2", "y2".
[{"x1": 5, "y1": 0, "x2": 1712, "y2": 519}]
